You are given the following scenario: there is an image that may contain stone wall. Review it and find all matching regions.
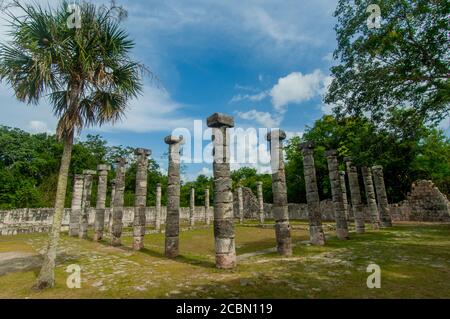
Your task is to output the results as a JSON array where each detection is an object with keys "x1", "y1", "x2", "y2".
[
  {"x1": 1, "y1": 180, "x2": 448, "y2": 236},
  {"x1": 0, "y1": 206, "x2": 214, "y2": 236}
]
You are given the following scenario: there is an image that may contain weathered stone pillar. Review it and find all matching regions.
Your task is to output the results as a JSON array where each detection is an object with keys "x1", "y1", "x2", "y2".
[
  {"x1": 372, "y1": 165, "x2": 393, "y2": 228},
  {"x1": 362, "y1": 167, "x2": 380, "y2": 230},
  {"x1": 79, "y1": 170, "x2": 96, "y2": 240},
  {"x1": 108, "y1": 179, "x2": 116, "y2": 233},
  {"x1": 267, "y1": 129, "x2": 292, "y2": 256},
  {"x1": 325, "y1": 150, "x2": 349, "y2": 240},
  {"x1": 257, "y1": 182, "x2": 265, "y2": 225},
  {"x1": 207, "y1": 113, "x2": 237, "y2": 269},
  {"x1": 340, "y1": 171, "x2": 350, "y2": 223},
  {"x1": 93, "y1": 165, "x2": 110, "y2": 241},
  {"x1": 133, "y1": 148, "x2": 151, "y2": 250},
  {"x1": 344, "y1": 158, "x2": 365, "y2": 234},
  {"x1": 155, "y1": 183, "x2": 162, "y2": 232},
  {"x1": 189, "y1": 187, "x2": 195, "y2": 227},
  {"x1": 69, "y1": 175, "x2": 84, "y2": 237},
  {"x1": 110, "y1": 158, "x2": 127, "y2": 246},
  {"x1": 205, "y1": 188, "x2": 210, "y2": 225},
  {"x1": 237, "y1": 186, "x2": 244, "y2": 224},
  {"x1": 164, "y1": 135, "x2": 184, "y2": 258},
  {"x1": 300, "y1": 142, "x2": 325, "y2": 246}
]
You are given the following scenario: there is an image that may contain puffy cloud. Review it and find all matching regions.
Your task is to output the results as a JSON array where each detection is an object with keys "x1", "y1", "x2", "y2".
[
  {"x1": 236, "y1": 109, "x2": 282, "y2": 128},
  {"x1": 270, "y1": 69, "x2": 327, "y2": 111},
  {"x1": 98, "y1": 85, "x2": 195, "y2": 133}
]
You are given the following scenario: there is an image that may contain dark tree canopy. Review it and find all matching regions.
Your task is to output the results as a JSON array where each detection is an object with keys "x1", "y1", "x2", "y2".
[{"x1": 326, "y1": 0, "x2": 449, "y2": 125}]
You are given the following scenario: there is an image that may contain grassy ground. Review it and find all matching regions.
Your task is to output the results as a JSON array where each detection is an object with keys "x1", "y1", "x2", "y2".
[{"x1": 0, "y1": 222, "x2": 449, "y2": 299}]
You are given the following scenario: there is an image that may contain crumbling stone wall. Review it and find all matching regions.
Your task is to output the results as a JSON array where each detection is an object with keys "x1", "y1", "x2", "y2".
[
  {"x1": 1, "y1": 180, "x2": 448, "y2": 235},
  {"x1": 405, "y1": 180, "x2": 449, "y2": 222},
  {"x1": 233, "y1": 187, "x2": 260, "y2": 219}
]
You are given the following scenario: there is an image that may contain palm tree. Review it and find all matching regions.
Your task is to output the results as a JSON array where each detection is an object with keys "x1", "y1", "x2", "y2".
[{"x1": 0, "y1": 1, "x2": 144, "y2": 289}]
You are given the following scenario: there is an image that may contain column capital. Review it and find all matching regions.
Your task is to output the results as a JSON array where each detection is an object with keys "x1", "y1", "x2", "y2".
[
  {"x1": 156, "y1": 183, "x2": 162, "y2": 188},
  {"x1": 343, "y1": 156, "x2": 353, "y2": 163},
  {"x1": 134, "y1": 148, "x2": 151, "y2": 157},
  {"x1": 115, "y1": 157, "x2": 128, "y2": 166},
  {"x1": 339, "y1": 171, "x2": 346, "y2": 177},
  {"x1": 207, "y1": 113, "x2": 235, "y2": 128},
  {"x1": 325, "y1": 149, "x2": 337, "y2": 157},
  {"x1": 164, "y1": 135, "x2": 184, "y2": 145},
  {"x1": 256, "y1": 181, "x2": 263, "y2": 186},
  {"x1": 97, "y1": 164, "x2": 111, "y2": 172},
  {"x1": 299, "y1": 141, "x2": 315, "y2": 150},
  {"x1": 83, "y1": 169, "x2": 97, "y2": 176},
  {"x1": 266, "y1": 129, "x2": 286, "y2": 142},
  {"x1": 372, "y1": 165, "x2": 383, "y2": 171},
  {"x1": 74, "y1": 174, "x2": 84, "y2": 180}
]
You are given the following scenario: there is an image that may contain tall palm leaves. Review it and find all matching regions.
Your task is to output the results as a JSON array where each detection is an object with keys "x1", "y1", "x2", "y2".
[{"x1": 0, "y1": 0, "x2": 144, "y2": 289}]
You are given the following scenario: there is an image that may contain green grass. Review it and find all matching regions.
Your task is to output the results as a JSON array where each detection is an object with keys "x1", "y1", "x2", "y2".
[{"x1": 0, "y1": 222, "x2": 449, "y2": 299}]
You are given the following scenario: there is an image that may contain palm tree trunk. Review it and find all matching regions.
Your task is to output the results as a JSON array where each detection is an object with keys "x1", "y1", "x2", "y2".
[{"x1": 34, "y1": 130, "x2": 74, "y2": 290}]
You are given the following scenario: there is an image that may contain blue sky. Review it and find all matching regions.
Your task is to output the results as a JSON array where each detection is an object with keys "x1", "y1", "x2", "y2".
[{"x1": 3, "y1": 0, "x2": 431, "y2": 181}]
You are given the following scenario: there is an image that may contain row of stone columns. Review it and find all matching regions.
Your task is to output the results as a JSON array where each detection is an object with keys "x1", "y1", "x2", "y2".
[{"x1": 296, "y1": 143, "x2": 393, "y2": 243}]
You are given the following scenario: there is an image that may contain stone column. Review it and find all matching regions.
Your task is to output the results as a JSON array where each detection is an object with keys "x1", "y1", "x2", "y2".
[
  {"x1": 344, "y1": 158, "x2": 365, "y2": 234},
  {"x1": 69, "y1": 175, "x2": 84, "y2": 237},
  {"x1": 207, "y1": 113, "x2": 237, "y2": 269},
  {"x1": 108, "y1": 179, "x2": 116, "y2": 233},
  {"x1": 94, "y1": 165, "x2": 110, "y2": 241},
  {"x1": 257, "y1": 182, "x2": 265, "y2": 225},
  {"x1": 155, "y1": 183, "x2": 162, "y2": 232},
  {"x1": 189, "y1": 187, "x2": 195, "y2": 227},
  {"x1": 372, "y1": 165, "x2": 393, "y2": 228},
  {"x1": 110, "y1": 158, "x2": 127, "y2": 246},
  {"x1": 237, "y1": 186, "x2": 244, "y2": 224},
  {"x1": 300, "y1": 142, "x2": 325, "y2": 246},
  {"x1": 164, "y1": 135, "x2": 184, "y2": 258},
  {"x1": 340, "y1": 171, "x2": 350, "y2": 223},
  {"x1": 267, "y1": 129, "x2": 292, "y2": 256},
  {"x1": 79, "y1": 170, "x2": 96, "y2": 240},
  {"x1": 205, "y1": 187, "x2": 210, "y2": 225},
  {"x1": 133, "y1": 148, "x2": 151, "y2": 251},
  {"x1": 362, "y1": 167, "x2": 381, "y2": 230},
  {"x1": 325, "y1": 150, "x2": 349, "y2": 240}
]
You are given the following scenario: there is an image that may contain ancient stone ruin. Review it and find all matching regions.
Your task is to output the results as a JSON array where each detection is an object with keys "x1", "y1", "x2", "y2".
[
  {"x1": 1, "y1": 112, "x2": 449, "y2": 279},
  {"x1": 326, "y1": 150, "x2": 349, "y2": 240},
  {"x1": 164, "y1": 135, "x2": 183, "y2": 258},
  {"x1": 300, "y1": 141, "x2": 325, "y2": 246},
  {"x1": 267, "y1": 129, "x2": 292, "y2": 256},
  {"x1": 207, "y1": 113, "x2": 237, "y2": 269}
]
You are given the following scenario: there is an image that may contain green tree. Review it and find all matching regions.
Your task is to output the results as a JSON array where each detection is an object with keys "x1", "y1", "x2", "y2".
[
  {"x1": 0, "y1": 1, "x2": 144, "y2": 289},
  {"x1": 326, "y1": 0, "x2": 449, "y2": 124}
]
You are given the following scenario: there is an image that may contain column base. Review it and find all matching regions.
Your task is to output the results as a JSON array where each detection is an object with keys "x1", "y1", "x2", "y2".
[
  {"x1": 215, "y1": 253, "x2": 236, "y2": 269},
  {"x1": 133, "y1": 237, "x2": 144, "y2": 251},
  {"x1": 336, "y1": 228, "x2": 350, "y2": 240},
  {"x1": 165, "y1": 236, "x2": 179, "y2": 258},
  {"x1": 310, "y1": 226, "x2": 326, "y2": 246}
]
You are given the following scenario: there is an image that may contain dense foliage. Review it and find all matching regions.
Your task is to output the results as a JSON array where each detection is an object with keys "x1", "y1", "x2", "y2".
[
  {"x1": 2, "y1": 113, "x2": 447, "y2": 210},
  {"x1": 326, "y1": 0, "x2": 449, "y2": 125}
]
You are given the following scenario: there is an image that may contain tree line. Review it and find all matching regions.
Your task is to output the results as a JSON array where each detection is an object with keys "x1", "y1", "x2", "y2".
[{"x1": 1, "y1": 113, "x2": 448, "y2": 210}]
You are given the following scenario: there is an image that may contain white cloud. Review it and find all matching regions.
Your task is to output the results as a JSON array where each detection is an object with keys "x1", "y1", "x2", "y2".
[
  {"x1": 28, "y1": 120, "x2": 51, "y2": 134},
  {"x1": 230, "y1": 91, "x2": 269, "y2": 103},
  {"x1": 270, "y1": 69, "x2": 327, "y2": 111},
  {"x1": 98, "y1": 85, "x2": 195, "y2": 133},
  {"x1": 236, "y1": 110, "x2": 282, "y2": 128}
]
